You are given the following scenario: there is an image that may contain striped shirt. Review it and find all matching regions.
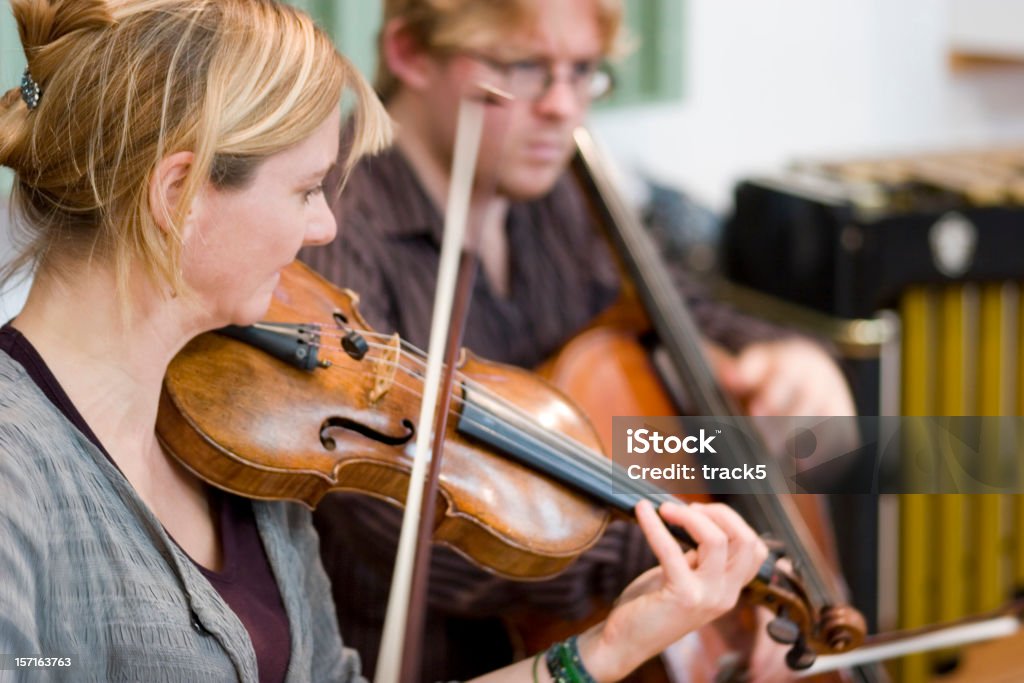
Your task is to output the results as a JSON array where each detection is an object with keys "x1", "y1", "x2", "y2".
[{"x1": 300, "y1": 142, "x2": 786, "y2": 681}]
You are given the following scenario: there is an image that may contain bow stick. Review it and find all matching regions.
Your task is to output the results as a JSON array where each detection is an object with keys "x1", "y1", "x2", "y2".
[
  {"x1": 375, "y1": 83, "x2": 512, "y2": 683},
  {"x1": 798, "y1": 599, "x2": 1024, "y2": 676}
]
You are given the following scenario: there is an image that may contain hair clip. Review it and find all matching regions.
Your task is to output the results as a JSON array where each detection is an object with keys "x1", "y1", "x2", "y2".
[{"x1": 20, "y1": 68, "x2": 41, "y2": 111}]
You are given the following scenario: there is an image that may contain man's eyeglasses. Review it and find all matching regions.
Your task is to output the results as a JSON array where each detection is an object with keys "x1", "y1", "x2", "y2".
[{"x1": 462, "y1": 52, "x2": 614, "y2": 103}]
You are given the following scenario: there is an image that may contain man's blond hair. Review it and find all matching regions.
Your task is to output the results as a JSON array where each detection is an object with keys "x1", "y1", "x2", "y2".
[{"x1": 376, "y1": 0, "x2": 624, "y2": 101}]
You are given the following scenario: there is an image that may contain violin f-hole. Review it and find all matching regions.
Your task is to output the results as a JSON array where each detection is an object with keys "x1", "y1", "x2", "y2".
[{"x1": 319, "y1": 416, "x2": 416, "y2": 450}]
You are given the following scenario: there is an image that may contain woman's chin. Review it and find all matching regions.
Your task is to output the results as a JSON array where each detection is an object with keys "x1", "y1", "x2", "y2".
[
  {"x1": 233, "y1": 292, "x2": 275, "y2": 327},
  {"x1": 215, "y1": 273, "x2": 281, "y2": 328}
]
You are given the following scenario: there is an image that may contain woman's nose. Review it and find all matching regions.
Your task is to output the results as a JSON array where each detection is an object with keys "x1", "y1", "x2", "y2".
[{"x1": 304, "y1": 202, "x2": 337, "y2": 247}]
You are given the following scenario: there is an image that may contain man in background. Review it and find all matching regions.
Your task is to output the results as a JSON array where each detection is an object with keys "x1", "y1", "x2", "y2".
[{"x1": 302, "y1": 0, "x2": 855, "y2": 679}]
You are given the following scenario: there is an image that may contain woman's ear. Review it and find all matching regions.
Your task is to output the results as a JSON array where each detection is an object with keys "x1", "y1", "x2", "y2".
[
  {"x1": 382, "y1": 18, "x2": 434, "y2": 92},
  {"x1": 149, "y1": 151, "x2": 196, "y2": 237}
]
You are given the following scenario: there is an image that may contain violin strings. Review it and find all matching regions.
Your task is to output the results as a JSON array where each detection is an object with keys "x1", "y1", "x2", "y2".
[
  {"x1": 297, "y1": 334, "x2": 670, "y2": 509},
  {"x1": 253, "y1": 321, "x2": 823, "y2": 592},
  {"x1": 275, "y1": 320, "x2": 823, "y2": 586},
  {"x1": 259, "y1": 322, "x2": 804, "y2": 548},
  {"x1": 368, "y1": 331, "x2": 834, "y2": 601},
  {"x1": 313, "y1": 346, "x2": 663, "y2": 509},
  {"x1": 269, "y1": 329, "x2": 655, "y2": 510},
  {"x1": 317, "y1": 332, "x2": 628, "y2": 473}
]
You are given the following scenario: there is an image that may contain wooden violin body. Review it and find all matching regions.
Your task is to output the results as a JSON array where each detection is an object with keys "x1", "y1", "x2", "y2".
[
  {"x1": 157, "y1": 260, "x2": 865, "y2": 667},
  {"x1": 158, "y1": 261, "x2": 609, "y2": 580}
]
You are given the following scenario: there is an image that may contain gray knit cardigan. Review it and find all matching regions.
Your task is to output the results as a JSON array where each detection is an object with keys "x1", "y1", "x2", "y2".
[{"x1": 0, "y1": 351, "x2": 365, "y2": 682}]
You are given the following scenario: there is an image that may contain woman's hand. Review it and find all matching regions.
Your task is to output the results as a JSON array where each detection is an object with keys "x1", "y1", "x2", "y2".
[{"x1": 579, "y1": 500, "x2": 769, "y2": 682}]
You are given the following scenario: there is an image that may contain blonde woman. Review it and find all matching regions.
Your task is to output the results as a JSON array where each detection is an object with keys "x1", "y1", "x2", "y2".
[{"x1": 0, "y1": 1, "x2": 766, "y2": 682}]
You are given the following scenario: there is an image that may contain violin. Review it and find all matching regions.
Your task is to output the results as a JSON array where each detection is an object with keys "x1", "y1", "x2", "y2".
[
  {"x1": 159, "y1": 260, "x2": 607, "y2": 578},
  {"x1": 156, "y1": 259, "x2": 866, "y2": 666}
]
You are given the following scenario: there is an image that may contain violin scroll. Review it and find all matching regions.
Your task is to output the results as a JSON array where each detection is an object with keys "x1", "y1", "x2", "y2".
[{"x1": 742, "y1": 561, "x2": 866, "y2": 669}]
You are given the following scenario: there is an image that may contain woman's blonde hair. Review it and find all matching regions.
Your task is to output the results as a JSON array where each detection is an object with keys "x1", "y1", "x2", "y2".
[
  {"x1": 376, "y1": 0, "x2": 625, "y2": 101},
  {"x1": 0, "y1": 0, "x2": 390, "y2": 302}
]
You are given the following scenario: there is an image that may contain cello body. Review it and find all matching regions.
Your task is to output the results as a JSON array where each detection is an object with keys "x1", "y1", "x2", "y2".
[
  {"x1": 539, "y1": 321, "x2": 858, "y2": 682},
  {"x1": 505, "y1": 128, "x2": 884, "y2": 683}
]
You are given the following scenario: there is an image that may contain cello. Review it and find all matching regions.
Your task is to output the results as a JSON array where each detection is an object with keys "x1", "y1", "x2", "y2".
[{"x1": 527, "y1": 127, "x2": 890, "y2": 683}]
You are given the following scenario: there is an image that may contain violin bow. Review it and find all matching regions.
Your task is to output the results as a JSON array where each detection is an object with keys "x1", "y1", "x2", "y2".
[
  {"x1": 797, "y1": 598, "x2": 1024, "y2": 675},
  {"x1": 375, "y1": 83, "x2": 513, "y2": 683}
]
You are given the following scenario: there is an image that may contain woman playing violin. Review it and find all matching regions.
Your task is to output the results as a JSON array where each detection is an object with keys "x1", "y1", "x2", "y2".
[{"x1": 0, "y1": 0, "x2": 766, "y2": 681}]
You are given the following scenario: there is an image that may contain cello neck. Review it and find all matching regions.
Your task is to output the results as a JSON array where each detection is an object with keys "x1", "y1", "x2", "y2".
[
  {"x1": 569, "y1": 126, "x2": 846, "y2": 607},
  {"x1": 572, "y1": 128, "x2": 736, "y2": 418}
]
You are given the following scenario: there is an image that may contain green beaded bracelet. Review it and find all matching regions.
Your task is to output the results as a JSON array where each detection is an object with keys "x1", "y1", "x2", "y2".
[{"x1": 544, "y1": 635, "x2": 597, "y2": 683}]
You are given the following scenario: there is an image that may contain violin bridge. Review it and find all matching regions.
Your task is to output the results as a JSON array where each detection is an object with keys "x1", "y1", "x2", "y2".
[{"x1": 369, "y1": 332, "x2": 401, "y2": 403}]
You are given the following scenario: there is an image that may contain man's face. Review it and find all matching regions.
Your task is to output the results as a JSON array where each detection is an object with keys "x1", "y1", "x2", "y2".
[{"x1": 420, "y1": 0, "x2": 605, "y2": 201}]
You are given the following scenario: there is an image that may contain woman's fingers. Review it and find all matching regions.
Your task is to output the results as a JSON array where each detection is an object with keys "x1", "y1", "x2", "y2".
[
  {"x1": 635, "y1": 500, "x2": 697, "y2": 586},
  {"x1": 636, "y1": 500, "x2": 770, "y2": 621},
  {"x1": 696, "y1": 503, "x2": 770, "y2": 585},
  {"x1": 648, "y1": 501, "x2": 730, "y2": 578},
  {"x1": 607, "y1": 500, "x2": 773, "y2": 677},
  {"x1": 655, "y1": 501, "x2": 769, "y2": 589}
]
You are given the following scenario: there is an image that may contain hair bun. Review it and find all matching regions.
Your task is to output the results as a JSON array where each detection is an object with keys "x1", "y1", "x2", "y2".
[
  {"x1": 13, "y1": 0, "x2": 115, "y2": 83},
  {"x1": 0, "y1": 85, "x2": 29, "y2": 171},
  {"x1": 0, "y1": 1, "x2": 115, "y2": 169}
]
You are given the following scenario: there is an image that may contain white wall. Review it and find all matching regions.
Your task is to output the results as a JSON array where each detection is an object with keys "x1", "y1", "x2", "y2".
[
  {"x1": 950, "y1": 0, "x2": 1024, "y2": 58},
  {"x1": 0, "y1": 195, "x2": 28, "y2": 322},
  {"x1": 591, "y1": 0, "x2": 1024, "y2": 210}
]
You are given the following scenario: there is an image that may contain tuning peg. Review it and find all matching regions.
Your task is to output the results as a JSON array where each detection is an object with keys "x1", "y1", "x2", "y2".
[
  {"x1": 785, "y1": 644, "x2": 817, "y2": 671},
  {"x1": 767, "y1": 614, "x2": 801, "y2": 645}
]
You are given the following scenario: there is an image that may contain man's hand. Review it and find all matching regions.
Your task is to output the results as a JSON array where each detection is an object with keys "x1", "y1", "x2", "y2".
[{"x1": 708, "y1": 338, "x2": 856, "y2": 418}]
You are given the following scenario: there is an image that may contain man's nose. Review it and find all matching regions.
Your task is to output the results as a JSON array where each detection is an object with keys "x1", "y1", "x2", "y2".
[{"x1": 534, "y1": 75, "x2": 584, "y2": 120}]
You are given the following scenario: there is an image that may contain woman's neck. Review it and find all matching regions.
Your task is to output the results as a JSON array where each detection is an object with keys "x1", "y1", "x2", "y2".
[
  {"x1": 15, "y1": 262, "x2": 226, "y2": 568},
  {"x1": 13, "y1": 263, "x2": 201, "y2": 469}
]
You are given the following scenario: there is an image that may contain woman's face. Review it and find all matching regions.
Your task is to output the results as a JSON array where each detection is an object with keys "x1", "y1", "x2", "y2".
[{"x1": 183, "y1": 106, "x2": 342, "y2": 327}]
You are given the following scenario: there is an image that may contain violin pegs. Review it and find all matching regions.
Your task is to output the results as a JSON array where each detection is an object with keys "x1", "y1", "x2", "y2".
[
  {"x1": 784, "y1": 642, "x2": 817, "y2": 671},
  {"x1": 766, "y1": 613, "x2": 801, "y2": 645}
]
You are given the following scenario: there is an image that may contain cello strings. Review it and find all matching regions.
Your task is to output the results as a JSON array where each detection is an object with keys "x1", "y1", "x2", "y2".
[
  {"x1": 660, "y1": 327, "x2": 840, "y2": 601},
  {"x1": 601, "y1": 195, "x2": 841, "y2": 601}
]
